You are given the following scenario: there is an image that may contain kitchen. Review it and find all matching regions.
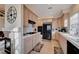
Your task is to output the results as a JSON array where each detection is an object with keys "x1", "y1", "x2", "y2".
[
  {"x1": 23, "y1": 4, "x2": 79, "y2": 54},
  {"x1": 0, "y1": 4, "x2": 79, "y2": 54}
]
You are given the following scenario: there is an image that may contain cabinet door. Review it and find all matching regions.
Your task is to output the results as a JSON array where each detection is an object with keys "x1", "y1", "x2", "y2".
[
  {"x1": 24, "y1": 8, "x2": 29, "y2": 26},
  {"x1": 24, "y1": 37, "x2": 32, "y2": 53},
  {"x1": 32, "y1": 35, "x2": 36, "y2": 48},
  {"x1": 32, "y1": 34, "x2": 39, "y2": 48},
  {"x1": 28, "y1": 11, "x2": 33, "y2": 20},
  {"x1": 56, "y1": 33, "x2": 67, "y2": 54},
  {"x1": 0, "y1": 17, "x2": 4, "y2": 29},
  {"x1": 59, "y1": 34, "x2": 67, "y2": 54}
]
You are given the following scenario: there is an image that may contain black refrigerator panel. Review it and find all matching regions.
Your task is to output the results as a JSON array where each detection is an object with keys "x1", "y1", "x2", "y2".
[{"x1": 43, "y1": 23, "x2": 52, "y2": 40}]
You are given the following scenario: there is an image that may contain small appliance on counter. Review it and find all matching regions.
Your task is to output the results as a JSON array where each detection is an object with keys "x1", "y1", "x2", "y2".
[{"x1": 59, "y1": 27, "x2": 67, "y2": 33}]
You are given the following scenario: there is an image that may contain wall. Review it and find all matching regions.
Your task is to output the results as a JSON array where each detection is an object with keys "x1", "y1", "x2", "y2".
[
  {"x1": 5, "y1": 5, "x2": 23, "y2": 30},
  {"x1": 5, "y1": 4, "x2": 23, "y2": 54}
]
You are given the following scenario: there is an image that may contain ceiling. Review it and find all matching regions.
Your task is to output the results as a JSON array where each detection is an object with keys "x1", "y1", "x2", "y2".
[
  {"x1": 26, "y1": 4, "x2": 73, "y2": 18},
  {"x1": 0, "y1": 4, "x2": 73, "y2": 18}
]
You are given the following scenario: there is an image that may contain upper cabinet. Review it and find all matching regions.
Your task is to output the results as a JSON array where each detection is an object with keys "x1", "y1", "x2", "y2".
[
  {"x1": 23, "y1": 6, "x2": 38, "y2": 27},
  {"x1": 28, "y1": 10, "x2": 33, "y2": 20},
  {"x1": 0, "y1": 17, "x2": 4, "y2": 30},
  {"x1": 23, "y1": 6, "x2": 29, "y2": 27}
]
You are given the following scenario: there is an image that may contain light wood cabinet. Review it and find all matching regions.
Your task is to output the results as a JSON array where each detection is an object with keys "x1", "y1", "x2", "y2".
[
  {"x1": 23, "y1": 6, "x2": 39, "y2": 33},
  {"x1": 23, "y1": 6, "x2": 38, "y2": 27},
  {"x1": 23, "y1": 6, "x2": 29, "y2": 27},
  {"x1": 0, "y1": 17, "x2": 4, "y2": 30},
  {"x1": 28, "y1": 10, "x2": 33, "y2": 20},
  {"x1": 24, "y1": 33, "x2": 42, "y2": 54},
  {"x1": 24, "y1": 36, "x2": 33, "y2": 54},
  {"x1": 55, "y1": 32, "x2": 67, "y2": 54}
]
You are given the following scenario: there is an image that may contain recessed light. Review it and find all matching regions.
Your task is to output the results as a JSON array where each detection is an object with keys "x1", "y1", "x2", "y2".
[
  {"x1": 38, "y1": 18, "x2": 40, "y2": 19},
  {"x1": 48, "y1": 7, "x2": 52, "y2": 9}
]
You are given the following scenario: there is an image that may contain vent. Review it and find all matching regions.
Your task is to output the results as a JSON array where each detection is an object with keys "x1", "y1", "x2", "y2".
[{"x1": 48, "y1": 7, "x2": 52, "y2": 9}]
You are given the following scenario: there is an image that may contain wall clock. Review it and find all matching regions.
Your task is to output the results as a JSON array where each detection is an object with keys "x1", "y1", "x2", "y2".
[{"x1": 7, "y1": 6, "x2": 17, "y2": 24}]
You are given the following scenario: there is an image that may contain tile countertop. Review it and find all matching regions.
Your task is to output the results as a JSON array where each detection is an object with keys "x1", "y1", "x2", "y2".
[{"x1": 59, "y1": 32, "x2": 79, "y2": 49}]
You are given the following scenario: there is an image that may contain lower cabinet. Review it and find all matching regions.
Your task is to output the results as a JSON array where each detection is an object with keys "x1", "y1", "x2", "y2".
[
  {"x1": 56, "y1": 32, "x2": 67, "y2": 54},
  {"x1": 24, "y1": 37, "x2": 33, "y2": 54},
  {"x1": 56, "y1": 32, "x2": 79, "y2": 54},
  {"x1": 24, "y1": 33, "x2": 42, "y2": 54},
  {"x1": 67, "y1": 41, "x2": 79, "y2": 54}
]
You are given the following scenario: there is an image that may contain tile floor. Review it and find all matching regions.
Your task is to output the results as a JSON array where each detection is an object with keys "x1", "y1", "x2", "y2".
[
  {"x1": 40, "y1": 39, "x2": 54, "y2": 54},
  {"x1": 31, "y1": 39, "x2": 61, "y2": 54}
]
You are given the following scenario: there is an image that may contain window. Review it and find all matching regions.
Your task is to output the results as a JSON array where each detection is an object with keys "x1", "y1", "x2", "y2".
[{"x1": 69, "y1": 13, "x2": 79, "y2": 36}]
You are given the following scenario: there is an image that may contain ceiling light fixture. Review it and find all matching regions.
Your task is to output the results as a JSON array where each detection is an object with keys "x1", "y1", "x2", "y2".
[{"x1": 48, "y1": 7, "x2": 52, "y2": 9}]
